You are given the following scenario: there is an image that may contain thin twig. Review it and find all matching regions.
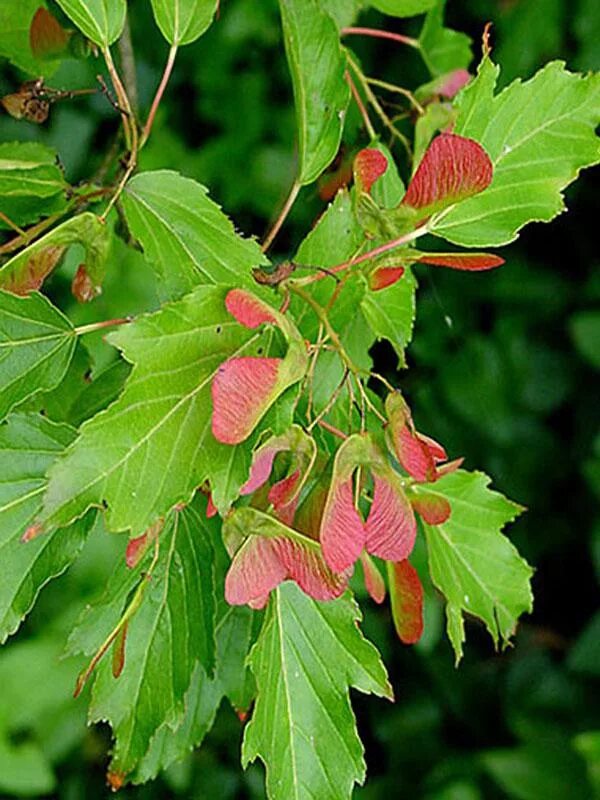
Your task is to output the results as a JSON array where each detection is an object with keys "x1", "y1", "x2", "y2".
[
  {"x1": 141, "y1": 44, "x2": 178, "y2": 146},
  {"x1": 102, "y1": 46, "x2": 132, "y2": 150},
  {"x1": 293, "y1": 224, "x2": 429, "y2": 286},
  {"x1": 345, "y1": 70, "x2": 376, "y2": 140},
  {"x1": 0, "y1": 212, "x2": 25, "y2": 236},
  {"x1": 262, "y1": 180, "x2": 301, "y2": 253},
  {"x1": 366, "y1": 76, "x2": 424, "y2": 115},
  {"x1": 317, "y1": 420, "x2": 347, "y2": 440},
  {"x1": 74, "y1": 316, "x2": 132, "y2": 336},
  {"x1": 307, "y1": 369, "x2": 349, "y2": 432},
  {"x1": 341, "y1": 26, "x2": 419, "y2": 49}
]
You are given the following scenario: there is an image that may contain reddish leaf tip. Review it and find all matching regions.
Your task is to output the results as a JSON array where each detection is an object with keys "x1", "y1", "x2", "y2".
[
  {"x1": 205, "y1": 494, "x2": 218, "y2": 518},
  {"x1": 21, "y1": 522, "x2": 44, "y2": 543},
  {"x1": 410, "y1": 492, "x2": 451, "y2": 525},
  {"x1": 225, "y1": 289, "x2": 277, "y2": 328},
  {"x1": 389, "y1": 560, "x2": 424, "y2": 645},
  {"x1": 72, "y1": 264, "x2": 102, "y2": 302},
  {"x1": 354, "y1": 148, "x2": 389, "y2": 194},
  {"x1": 211, "y1": 356, "x2": 281, "y2": 445},
  {"x1": 125, "y1": 534, "x2": 148, "y2": 569},
  {"x1": 437, "y1": 68, "x2": 471, "y2": 99},
  {"x1": 30, "y1": 8, "x2": 70, "y2": 60},
  {"x1": 106, "y1": 770, "x2": 126, "y2": 792},
  {"x1": 402, "y1": 133, "x2": 493, "y2": 218},
  {"x1": 417, "y1": 252, "x2": 505, "y2": 271},
  {"x1": 369, "y1": 265, "x2": 405, "y2": 291}
]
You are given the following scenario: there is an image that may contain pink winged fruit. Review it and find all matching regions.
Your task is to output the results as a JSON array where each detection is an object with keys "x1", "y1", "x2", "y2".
[
  {"x1": 239, "y1": 425, "x2": 316, "y2": 525},
  {"x1": 319, "y1": 434, "x2": 417, "y2": 573},
  {"x1": 211, "y1": 289, "x2": 308, "y2": 445},
  {"x1": 223, "y1": 507, "x2": 349, "y2": 609}
]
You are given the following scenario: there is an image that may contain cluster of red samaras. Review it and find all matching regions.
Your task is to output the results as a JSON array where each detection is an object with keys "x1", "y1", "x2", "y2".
[
  {"x1": 354, "y1": 133, "x2": 505, "y2": 286},
  {"x1": 207, "y1": 287, "x2": 464, "y2": 644},
  {"x1": 206, "y1": 132, "x2": 503, "y2": 644}
]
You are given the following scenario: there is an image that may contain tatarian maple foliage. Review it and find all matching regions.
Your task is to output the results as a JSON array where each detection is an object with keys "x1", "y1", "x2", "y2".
[{"x1": 1, "y1": 0, "x2": 594, "y2": 792}]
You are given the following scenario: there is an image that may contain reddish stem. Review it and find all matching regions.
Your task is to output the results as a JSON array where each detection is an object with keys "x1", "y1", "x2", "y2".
[
  {"x1": 345, "y1": 70, "x2": 375, "y2": 139},
  {"x1": 141, "y1": 44, "x2": 178, "y2": 146},
  {"x1": 262, "y1": 180, "x2": 301, "y2": 253},
  {"x1": 298, "y1": 225, "x2": 428, "y2": 286},
  {"x1": 341, "y1": 27, "x2": 419, "y2": 49},
  {"x1": 318, "y1": 420, "x2": 348, "y2": 440}
]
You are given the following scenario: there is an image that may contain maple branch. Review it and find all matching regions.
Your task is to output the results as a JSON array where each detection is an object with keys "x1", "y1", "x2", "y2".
[
  {"x1": 262, "y1": 180, "x2": 301, "y2": 253},
  {"x1": 141, "y1": 44, "x2": 178, "y2": 147},
  {"x1": 99, "y1": 47, "x2": 139, "y2": 222}
]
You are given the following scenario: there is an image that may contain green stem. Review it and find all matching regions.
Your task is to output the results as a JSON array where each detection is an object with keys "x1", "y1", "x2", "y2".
[
  {"x1": 365, "y1": 76, "x2": 424, "y2": 115},
  {"x1": 346, "y1": 53, "x2": 412, "y2": 157},
  {"x1": 74, "y1": 317, "x2": 132, "y2": 336}
]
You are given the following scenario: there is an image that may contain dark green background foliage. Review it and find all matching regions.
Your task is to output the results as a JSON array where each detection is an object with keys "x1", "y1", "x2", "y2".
[{"x1": 0, "y1": 0, "x2": 598, "y2": 797}]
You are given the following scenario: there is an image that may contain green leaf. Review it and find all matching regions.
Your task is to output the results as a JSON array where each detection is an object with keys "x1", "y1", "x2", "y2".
[
  {"x1": 121, "y1": 171, "x2": 268, "y2": 299},
  {"x1": 0, "y1": 142, "x2": 67, "y2": 229},
  {"x1": 0, "y1": 1, "x2": 61, "y2": 75},
  {"x1": 318, "y1": 0, "x2": 361, "y2": 28},
  {"x1": 418, "y1": 0, "x2": 472, "y2": 76},
  {"x1": 0, "y1": 414, "x2": 93, "y2": 643},
  {"x1": 134, "y1": 605, "x2": 259, "y2": 782},
  {"x1": 20, "y1": 340, "x2": 93, "y2": 423},
  {"x1": 419, "y1": 470, "x2": 532, "y2": 663},
  {"x1": 0, "y1": 291, "x2": 76, "y2": 421},
  {"x1": 69, "y1": 359, "x2": 132, "y2": 427},
  {"x1": 430, "y1": 59, "x2": 600, "y2": 246},
  {"x1": 0, "y1": 212, "x2": 111, "y2": 296},
  {"x1": 40, "y1": 285, "x2": 286, "y2": 535},
  {"x1": 370, "y1": 0, "x2": 435, "y2": 17},
  {"x1": 150, "y1": 0, "x2": 219, "y2": 46},
  {"x1": 55, "y1": 0, "x2": 126, "y2": 47},
  {"x1": 360, "y1": 268, "x2": 417, "y2": 368},
  {"x1": 243, "y1": 583, "x2": 392, "y2": 800},
  {"x1": 279, "y1": 0, "x2": 350, "y2": 184},
  {"x1": 133, "y1": 531, "x2": 261, "y2": 783},
  {"x1": 71, "y1": 501, "x2": 217, "y2": 776}
]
